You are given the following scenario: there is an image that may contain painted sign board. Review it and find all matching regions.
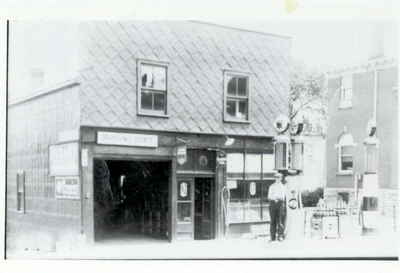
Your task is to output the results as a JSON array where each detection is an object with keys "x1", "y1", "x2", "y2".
[
  {"x1": 97, "y1": 131, "x2": 158, "y2": 148},
  {"x1": 55, "y1": 176, "x2": 80, "y2": 199},
  {"x1": 49, "y1": 142, "x2": 79, "y2": 176},
  {"x1": 176, "y1": 145, "x2": 187, "y2": 165}
]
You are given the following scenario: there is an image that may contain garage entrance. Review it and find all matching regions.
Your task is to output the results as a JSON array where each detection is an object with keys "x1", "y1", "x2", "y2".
[{"x1": 93, "y1": 159, "x2": 170, "y2": 242}]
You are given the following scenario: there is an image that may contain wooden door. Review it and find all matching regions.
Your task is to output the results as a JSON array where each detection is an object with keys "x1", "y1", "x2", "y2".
[{"x1": 194, "y1": 178, "x2": 214, "y2": 240}]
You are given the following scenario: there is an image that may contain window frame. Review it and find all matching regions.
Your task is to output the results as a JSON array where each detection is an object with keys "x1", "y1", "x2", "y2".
[
  {"x1": 336, "y1": 133, "x2": 356, "y2": 175},
  {"x1": 223, "y1": 70, "x2": 251, "y2": 123},
  {"x1": 339, "y1": 75, "x2": 353, "y2": 109},
  {"x1": 338, "y1": 145, "x2": 354, "y2": 174},
  {"x1": 226, "y1": 151, "x2": 275, "y2": 224},
  {"x1": 137, "y1": 59, "x2": 170, "y2": 118}
]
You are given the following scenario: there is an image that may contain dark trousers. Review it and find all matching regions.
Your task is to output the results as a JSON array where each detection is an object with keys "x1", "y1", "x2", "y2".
[{"x1": 269, "y1": 200, "x2": 285, "y2": 241}]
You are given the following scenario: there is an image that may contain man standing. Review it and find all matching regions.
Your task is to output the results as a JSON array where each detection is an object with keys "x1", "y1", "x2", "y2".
[{"x1": 268, "y1": 172, "x2": 287, "y2": 242}]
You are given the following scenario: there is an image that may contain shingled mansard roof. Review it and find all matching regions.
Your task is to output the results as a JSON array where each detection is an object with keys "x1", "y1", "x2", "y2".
[{"x1": 78, "y1": 21, "x2": 291, "y2": 137}]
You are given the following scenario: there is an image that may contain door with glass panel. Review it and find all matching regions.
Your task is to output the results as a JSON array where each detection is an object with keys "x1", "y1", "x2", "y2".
[{"x1": 176, "y1": 178, "x2": 194, "y2": 239}]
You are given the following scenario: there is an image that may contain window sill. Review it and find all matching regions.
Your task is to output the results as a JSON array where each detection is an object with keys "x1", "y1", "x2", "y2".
[
  {"x1": 338, "y1": 104, "x2": 352, "y2": 110},
  {"x1": 137, "y1": 112, "x2": 169, "y2": 118},
  {"x1": 223, "y1": 118, "x2": 251, "y2": 124},
  {"x1": 337, "y1": 171, "x2": 353, "y2": 176},
  {"x1": 229, "y1": 220, "x2": 269, "y2": 225}
]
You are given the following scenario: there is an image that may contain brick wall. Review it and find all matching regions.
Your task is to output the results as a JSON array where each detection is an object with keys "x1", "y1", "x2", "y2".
[
  {"x1": 377, "y1": 67, "x2": 398, "y2": 189},
  {"x1": 326, "y1": 70, "x2": 375, "y2": 189}
]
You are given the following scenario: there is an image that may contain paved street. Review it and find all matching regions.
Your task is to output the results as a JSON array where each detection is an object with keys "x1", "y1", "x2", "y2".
[{"x1": 7, "y1": 231, "x2": 398, "y2": 260}]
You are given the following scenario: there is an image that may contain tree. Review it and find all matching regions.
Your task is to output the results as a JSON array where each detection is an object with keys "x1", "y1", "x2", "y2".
[{"x1": 289, "y1": 62, "x2": 327, "y2": 136}]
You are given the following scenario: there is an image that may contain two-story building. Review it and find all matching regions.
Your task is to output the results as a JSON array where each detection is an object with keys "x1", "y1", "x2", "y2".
[
  {"x1": 7, "y1": 21, "x2": 291, "y2": 251},
  {"x1": 325, "y1": 57, "x2": 398, "y2": 215}
]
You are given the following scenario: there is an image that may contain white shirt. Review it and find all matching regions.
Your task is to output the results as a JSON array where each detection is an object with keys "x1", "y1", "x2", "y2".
[{"x1": 268, "y1": 181, "x2": 286, "y2": 201}]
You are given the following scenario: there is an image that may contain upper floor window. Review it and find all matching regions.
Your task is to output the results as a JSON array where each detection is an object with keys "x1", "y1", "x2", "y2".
[
  {"x1": 336, "y1": 133, "x2": 356, "y2": 174},
  {"x1": 137, "y1": 60, "x2": 168, "y2": 117},
  {"x1": 339, "y1": 75, "x2": 352, "y2": 109},
  {"x1": 224, "y1": 71, "x2": 250, "y2": 122}
]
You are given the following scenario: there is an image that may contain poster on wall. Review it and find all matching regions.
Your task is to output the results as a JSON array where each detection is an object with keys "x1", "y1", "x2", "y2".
[
  {"x1": 49, "y1": 142, "x2": 79, "y2": 176},
  {"x1": 55, "y1": 176, "x2": 80, "y2": 199}
]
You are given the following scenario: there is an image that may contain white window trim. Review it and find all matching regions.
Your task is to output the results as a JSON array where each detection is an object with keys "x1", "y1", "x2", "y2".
[
  {"x1": 137, "y1": 59, "x2": 170, "y2": 117},
  {"x1": 223, "y1": 70, "x2": 251, "y2": 123},
  {"x1": 335, "y1": 133, "x2": 356, "y2": 175},
  {"x1": 338, "y1": 146, "x2": 354, "y2": 175},
  {"x1": 339, "y1": 75, "x2": 353, "y2": 109}
]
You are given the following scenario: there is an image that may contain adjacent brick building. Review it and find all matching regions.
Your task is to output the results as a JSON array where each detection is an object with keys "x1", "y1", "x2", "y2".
[{"x1": 325, "y1": 58, "x2": 398, "y2": 214}]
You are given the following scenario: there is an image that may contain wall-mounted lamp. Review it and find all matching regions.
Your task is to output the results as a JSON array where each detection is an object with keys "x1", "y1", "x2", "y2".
[{"x1": 224, "y1": 136, "x2": 235, "y2": 146}]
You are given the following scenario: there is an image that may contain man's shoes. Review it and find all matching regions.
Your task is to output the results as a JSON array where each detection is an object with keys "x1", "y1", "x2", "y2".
[
  {"x1": 277, "y1": 236, "x2": 284, "y2": 242},
  {"x1": 268, "y1": 239, "x2": 276, "y2": 243}
]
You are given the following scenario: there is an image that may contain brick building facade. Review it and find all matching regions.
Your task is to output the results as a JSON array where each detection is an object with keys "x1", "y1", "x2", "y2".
[{"x1": 325, "y1": 58, "x2": 398, "y2": 214}]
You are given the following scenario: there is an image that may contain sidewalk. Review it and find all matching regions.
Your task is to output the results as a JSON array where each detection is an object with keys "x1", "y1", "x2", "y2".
[{"x1": 7, "y1": 231, "x2": 398, "y2": 259}]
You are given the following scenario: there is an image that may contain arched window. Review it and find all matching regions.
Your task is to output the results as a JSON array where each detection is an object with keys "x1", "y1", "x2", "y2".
[{"x1": 336, "y1": 133, "x2": 356, "y2": 173}]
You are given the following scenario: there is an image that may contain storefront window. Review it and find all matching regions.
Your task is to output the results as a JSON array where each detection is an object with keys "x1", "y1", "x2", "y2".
[{"x1": 227, "y1": 152, "x2": 274, "y2": 223}]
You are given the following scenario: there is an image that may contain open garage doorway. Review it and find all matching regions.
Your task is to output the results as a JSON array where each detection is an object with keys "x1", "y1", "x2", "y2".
[{"x1": 93, "y1": 159, "x2": 170, "y2": 243}]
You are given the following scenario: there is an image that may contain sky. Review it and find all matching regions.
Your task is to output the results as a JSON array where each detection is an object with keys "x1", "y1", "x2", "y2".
[{"x1": 222, "y1": 19, "x2": 398, "y2": 70}]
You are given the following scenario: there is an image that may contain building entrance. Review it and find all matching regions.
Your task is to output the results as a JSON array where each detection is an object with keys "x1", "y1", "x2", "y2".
[
  {"x1": 93, "y1": 159, "x2": 170, "y2": 242},
  {"x1": 194, "y1": 177, "x2": 214, "y2": 240}
]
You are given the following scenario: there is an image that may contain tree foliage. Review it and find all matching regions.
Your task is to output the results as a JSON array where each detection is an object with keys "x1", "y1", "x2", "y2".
[{"x1": 290, "y1": 62, "x2": 327, "y2": 135}]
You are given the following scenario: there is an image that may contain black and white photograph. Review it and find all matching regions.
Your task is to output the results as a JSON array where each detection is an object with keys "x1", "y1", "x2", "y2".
[{"x1": 1, "y1": 0, "x2": 399, "y2": 266}]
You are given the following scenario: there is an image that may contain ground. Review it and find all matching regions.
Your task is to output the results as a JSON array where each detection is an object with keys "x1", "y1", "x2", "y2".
[{"x1": 7, "y1": 231, "x2": 398, "y2": 259}]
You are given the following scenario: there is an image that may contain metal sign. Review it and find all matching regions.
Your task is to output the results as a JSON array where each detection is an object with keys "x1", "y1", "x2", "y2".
[
  {"x1": 180, "y1": 182, "x2": 188, "y2": 198},
  {"x1": 176, "y1": 145, "x2": 187, "y2": 165},
  {"x1": 49, "y1": 142, "x2": 79, "y2": 176},
  {"x1": 249, "y1": 182, "x2": 256, "y2": 196},
  {"x1": 97, "y1": 131, "x2": 158, "y2": 147},
  {"x1": 55, "y1": 176, "x2": 80, "y2": 199},
  {"x1": 227, "y1": 180, "x2": 237, "y2": 189}
]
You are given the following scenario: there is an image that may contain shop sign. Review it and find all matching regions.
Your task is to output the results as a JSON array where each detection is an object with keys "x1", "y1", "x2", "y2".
[
  {"x1": 97, "y1": 131, "x2": 158, "y2": 148},
  {"x1": 49, "y1": 142, "x2": 79, "y2": 176},
  {"x1": 180, "y1": 182, "x2": 188, "y2": 198},
  {"x1": 227, "y1": 180, "x2": 237, "y2": 189},
  {"x1": 55, "y1": 176, "x2": 80, "y2": 199},
  {"x1": 199, "y1": 154, "x2": 208, "y2": 167},
  {"x1": 249, "y1": 182, "x2": 256, "y2": 196},
  {"x1": 176, "y1": 145, "x2": 187, "y2": 165}
]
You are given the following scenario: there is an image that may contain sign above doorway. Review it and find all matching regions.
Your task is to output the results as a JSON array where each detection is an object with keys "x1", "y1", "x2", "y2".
[{"x1": 97, "y1": 131, "x2": 158, "y2": 148}]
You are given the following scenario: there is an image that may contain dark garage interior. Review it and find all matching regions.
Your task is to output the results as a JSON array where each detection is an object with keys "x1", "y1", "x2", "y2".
[{"x1": 93, "y1": 159, "x2": 170, "y2": 242}]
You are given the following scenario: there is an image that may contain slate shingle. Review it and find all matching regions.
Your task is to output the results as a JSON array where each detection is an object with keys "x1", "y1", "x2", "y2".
[{"x1": 79, "y1": 21, "x2": 290, "y2": 137}]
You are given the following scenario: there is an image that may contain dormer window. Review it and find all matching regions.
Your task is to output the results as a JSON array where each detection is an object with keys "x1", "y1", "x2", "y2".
[{"x1": 339, "y1": 75, "x2": 352, "y2": 109}]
